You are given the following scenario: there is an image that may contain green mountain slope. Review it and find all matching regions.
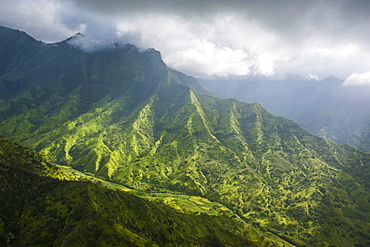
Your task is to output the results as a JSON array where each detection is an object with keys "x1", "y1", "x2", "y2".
[
  {"x1": 1, "y1": 26, "x2": 370, "y2": 246},
  {"x1": 0, "y1": 137, "x2": 283, "y2": 246},
  {"x1": 200, "y1": 77, "x2": 370, "y2": 152}
]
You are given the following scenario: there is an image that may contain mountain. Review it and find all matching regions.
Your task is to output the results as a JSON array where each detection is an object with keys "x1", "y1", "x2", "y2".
[
  {"x1": 1, "y1": 26, "x2": 370, "y2": 246},
  {"x1": 199, "y1": 76, "x2": 370, "y2": 152},
  {"x1": 0, "y1": 136, "x2": 281, "y2": 246}
]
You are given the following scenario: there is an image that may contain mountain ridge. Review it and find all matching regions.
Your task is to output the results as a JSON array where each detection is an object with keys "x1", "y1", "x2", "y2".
[
  {"x1": 1, "y1": 136, "x2": 283, "y2": 246},
  {"x1": 1, "y1": 26, "x2": 370, "y2": 246},
  {"x1": 199, "y1": 76, "x2": 370, "y2": 152}
]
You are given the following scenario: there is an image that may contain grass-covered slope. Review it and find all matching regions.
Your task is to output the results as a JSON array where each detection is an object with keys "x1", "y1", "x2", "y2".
[
  {"x1": 0, "y1": 137, "x2": 284, "y2": 246},
  {"x1": 8, "y1": 82, "x2": 370, "y2": 246},
  {"x1": 1, "y1": 26, "x2": 370, "y2": 246},
  {"x1": 200, "y1": 77, "x2": 370, "y2": 152}
]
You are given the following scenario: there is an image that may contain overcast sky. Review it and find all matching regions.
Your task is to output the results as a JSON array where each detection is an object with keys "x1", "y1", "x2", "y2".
[{"x1": 1, "y1": 0, "x2": 370, "y2": 85}]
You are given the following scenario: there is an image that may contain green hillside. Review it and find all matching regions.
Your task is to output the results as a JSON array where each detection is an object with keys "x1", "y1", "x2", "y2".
[
  {"x1": 1, "y1": 26, "x2": 370, "y2": 246},
  {"x1": 0, "y1": 136, "x2": 285, "y2": 246},
  {"x1": 200, "y1": 77, "x2": 370, "y2": 152}
]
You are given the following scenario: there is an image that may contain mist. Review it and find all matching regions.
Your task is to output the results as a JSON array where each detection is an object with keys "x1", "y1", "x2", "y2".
[
  {"x1": 1, "y1": 0, "x2": 370, "y2": 150},
  {"x1": 2, "y1": 0, "x2": 370, "y2": 82},
  {"x1": 199, "y1": 75, "x2": 370, "y2": 150}
]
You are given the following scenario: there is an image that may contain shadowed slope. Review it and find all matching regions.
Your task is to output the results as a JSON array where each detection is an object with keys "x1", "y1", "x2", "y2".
[
  {"x1": 0, "y1": 137, "x2": 283, "y2": 246},
  {"x1": 1, "y1": 26, "x2": 370, "y2": 246}
]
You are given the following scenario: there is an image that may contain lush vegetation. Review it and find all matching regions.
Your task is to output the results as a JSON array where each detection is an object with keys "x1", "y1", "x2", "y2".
[
  {"x1": 1, "y1": 26, "x2": 370, "y2": 246},
  {"x1": 200, "y1": 77, "x2": 370, "y2": 152},
  {"x1": 0, "y1": 137, "x2": 285, "y2": 246}
]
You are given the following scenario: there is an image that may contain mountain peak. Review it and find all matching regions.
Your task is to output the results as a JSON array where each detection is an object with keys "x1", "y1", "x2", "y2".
[
  {"x1": 2, "y1": 25, "x2": 370, "y2": 246},
  {"x1": 68, "y1": 32, "x2": 85, "y2": 41},
  {"x1": 320, "y1": 75, "x2": 343, "y2": 84}
]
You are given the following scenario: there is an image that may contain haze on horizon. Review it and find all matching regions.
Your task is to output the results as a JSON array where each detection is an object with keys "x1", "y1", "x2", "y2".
[{"x1": 1, "y1": 0, "x2": 370, "y2": 86}]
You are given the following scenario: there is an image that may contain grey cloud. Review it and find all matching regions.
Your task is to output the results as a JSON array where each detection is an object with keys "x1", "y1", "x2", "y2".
[
  {"x1": 2, "y1": 0, "x2": 370, "y2": 79},
  {"x1": 70, "y1": 0, "x2": 370, "y2": 45}
]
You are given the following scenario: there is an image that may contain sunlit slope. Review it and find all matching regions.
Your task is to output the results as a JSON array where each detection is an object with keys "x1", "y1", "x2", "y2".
[
  {"x1": 200, "y1": 77, "x2": 370, "y2": 152},
  {"x1": 1, "y1": 26, "x2": 370, "y2": 246},
  {"x1": 30, "y1": 87, "x2": 370, "y2": 246},
  {"x1": 1, "y1": 137, "x2": 283, "y2": 246}
]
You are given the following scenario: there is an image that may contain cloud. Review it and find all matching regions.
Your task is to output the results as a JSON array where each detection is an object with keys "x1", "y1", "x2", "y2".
[
  {"x1": 308, "y1": 74, "x2": 321, "y2": 81},
  {"x1": 67, "y1": 21, "x2": 142, "y2": 52},
  {"x1": 165, "y1": 40, "x2": 253, "y2": 77},
  {"x1": 114, "y1": 13, "x2": 278, "y2": 77},
  {"x1": 2, "y1": 0, "x2": 370, "y2": 79},
  {"x1": 0, "y1": 0, "x2": 78, "y2": 42},
  {"x1": 342, "y1": 72, "x2": 370, "y2": 86}
]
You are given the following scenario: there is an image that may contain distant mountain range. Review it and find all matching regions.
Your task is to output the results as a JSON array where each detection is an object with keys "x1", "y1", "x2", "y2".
[
  {"x1": 200, "y1": 76, "x2": 370, "y2": 152},
  {"x1": 1, "y1": 26, "x2": 370, "y2": 246}
]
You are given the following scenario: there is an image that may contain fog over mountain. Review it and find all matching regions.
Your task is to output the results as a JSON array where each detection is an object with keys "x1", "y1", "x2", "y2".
[
  {"x1": 2, "y1": 0, "x2": 370, "y2": 83},
  {"x1": 2, "y1": 26, "x2": 370, "y2": 246},
  {"x1": 200, "y1": 75, "x2": 370, "y2": 151}
]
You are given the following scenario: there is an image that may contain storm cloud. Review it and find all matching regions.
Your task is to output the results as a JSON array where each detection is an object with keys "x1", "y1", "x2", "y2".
[{"x1": 1, "y1": 0, "x2": 370, "y2": 83}]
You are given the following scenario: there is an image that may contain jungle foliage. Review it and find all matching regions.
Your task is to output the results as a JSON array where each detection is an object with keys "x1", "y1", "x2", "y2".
[
  {"x1": 1, "y1": 26, "x2": 370, "y2": 246},
  {"x1": 0, "y1": 137, "x2": 283, "y2": 246}
]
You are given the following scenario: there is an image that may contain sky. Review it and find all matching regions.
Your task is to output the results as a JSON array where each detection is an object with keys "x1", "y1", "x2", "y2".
[{"x1": 1, "y1": 0, "x2": 370, "y2": 86}]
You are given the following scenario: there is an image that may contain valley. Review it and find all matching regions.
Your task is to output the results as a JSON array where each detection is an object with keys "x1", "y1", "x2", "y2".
[{"x1": 1, "y1": 26, "x2": 370, "y2": 246}]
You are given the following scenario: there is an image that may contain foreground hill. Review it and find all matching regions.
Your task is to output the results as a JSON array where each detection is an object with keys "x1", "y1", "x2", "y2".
[
  {"x1": 0, "y1": 136, "x2": 282, "y2": 246},
  {"x1": 1, "y1": 26, "x2": 370, "y2": 246}
]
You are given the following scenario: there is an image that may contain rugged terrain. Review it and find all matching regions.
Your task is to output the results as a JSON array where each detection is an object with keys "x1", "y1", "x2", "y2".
[
  {"x1": 200, "y1": 77, "x2": 370, "y2": 152},
  {"x1": 1, "y1": 26, "x2": 370, "y2": 246},
  {"x1": 0, "y1": 136, "x2": 282, "y2": 246}
]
